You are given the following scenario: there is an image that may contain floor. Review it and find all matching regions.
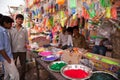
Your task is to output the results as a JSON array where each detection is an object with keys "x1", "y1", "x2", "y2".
[
  {"x1": 0, "y1": 61, "x2": 53, "y2": 80},
  {"x1": 0, "y1": 52, "x2": 53, "y2": 80},
  {"x1": 0, "y1": 61, "x2": 36, "y2": 80}
]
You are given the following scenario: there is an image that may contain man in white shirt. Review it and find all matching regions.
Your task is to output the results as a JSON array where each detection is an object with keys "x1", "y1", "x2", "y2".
[
  {"x1": 58, "y1": 27, "x2": 69, "y2": 49},
  {"x1": 9, "y1": 14, "x2": 29, "y2": 80}
]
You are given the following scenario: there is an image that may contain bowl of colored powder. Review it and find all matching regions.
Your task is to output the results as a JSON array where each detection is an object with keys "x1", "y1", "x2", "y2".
[
  {"x1": 41, "y1": 55, "x2": 58, "y2": 62},
  {"x1": 61, "y1": 64, "x2": 92, "y2": 80},
  {"x1": 48, "y1": 61, "x2": 67, "y2": 72},
  {"x1": 89, "y1": 71, "x2": 118, "y2": 80},
  {"x1": 38, "y1": 51, "x2": 52, "y2": 57}
]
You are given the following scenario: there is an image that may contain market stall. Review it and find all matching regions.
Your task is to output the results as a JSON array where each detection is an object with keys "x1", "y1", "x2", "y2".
[
  {"x1": 27, "y1": 46, "x2": 120, "y2": 80},
  {"x1": 24, "y1": 0, "x2": 120, "y2": 80}
]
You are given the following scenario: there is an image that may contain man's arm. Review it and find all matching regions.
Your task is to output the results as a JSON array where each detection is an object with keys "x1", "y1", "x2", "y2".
[
  {"x1": 24, "y1": 28, "x2": 29, "y2": 48},
  {"x1": 0, "y1": 50, "x2": 11, "y2": 63},
  {"x1": 0, "y1": 32, "x2": 11, "y2": 63}
]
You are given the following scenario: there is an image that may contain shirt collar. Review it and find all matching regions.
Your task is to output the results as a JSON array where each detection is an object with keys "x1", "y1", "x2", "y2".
[{"x1": 12, "y1": 26, "x2": 24, "y2": 29}]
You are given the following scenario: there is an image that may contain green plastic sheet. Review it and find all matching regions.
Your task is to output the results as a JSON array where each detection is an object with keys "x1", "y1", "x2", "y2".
[{"x1": 101, "y1": 58, "x2": 119, "y2": 66}]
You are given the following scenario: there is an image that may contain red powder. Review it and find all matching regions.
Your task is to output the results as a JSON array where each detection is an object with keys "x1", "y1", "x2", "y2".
[{"x1": 64, "y1": 69, "x2": 89, "y2": 79}]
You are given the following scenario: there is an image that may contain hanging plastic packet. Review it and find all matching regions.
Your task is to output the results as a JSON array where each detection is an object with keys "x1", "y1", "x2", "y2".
[
  {"x1": 49, "y1": 16, "x2": 54, "y2": 27},
  {"x1": 56, "y1": 0, "x2": 65, "y2": 5},
  {"x1": 83, "y1": 2, "x2": 89, "y2": 10},
  {"x1": 100, "y1": 0, "x2": 111, "y2": 7},
  {"x1": 111, "y1": 7, "x2": 117, "y2": 19},
  {"x1": 71, "y1": 8, "x2": 76, "y2": 15},
  {"x1": 88, "y1": 2, "x2": 96, "y2": 18},
  {"x1": 88, "y1": 10, "x2": 96, "y2": 18},
  {"x1": 94, "y1": 1, "x2": 100, "y2": 11},
  {"x1": 55, "y1": 4, "x2": 59, "y2": 11},
  {"x1": 106, "y1": 7, "x2": 111, "y2": 18},
  {"x1": 69, "y1": 0, "x2": 77, "y2": 8}
]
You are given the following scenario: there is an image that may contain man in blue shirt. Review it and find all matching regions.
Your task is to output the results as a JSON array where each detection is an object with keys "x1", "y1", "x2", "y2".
[{"x1": 0, "y1": 16, "x2": 19, "y2": 80}]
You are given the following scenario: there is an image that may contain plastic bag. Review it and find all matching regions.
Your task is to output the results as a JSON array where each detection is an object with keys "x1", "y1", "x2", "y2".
[
  {"x1": 100, "y1": 0, "x2": 111, "y2": 7},
  {"x1": 56, "y1": 0, "x2": 65, "y2": 5},
  {"x1": 106, "y1": 7, "x2": 111, "y2": 18}
]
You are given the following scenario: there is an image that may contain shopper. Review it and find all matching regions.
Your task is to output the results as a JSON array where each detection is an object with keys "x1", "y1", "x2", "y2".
[
  {"x1": 0, "y1": 13, "x2": 4, "y2": 78},
  {"x1": 9, "y1": 14, "x2": 29, "y2": 80},
  {"x1": 0, "y1": 15, "x2": 19, "y2": 80}
]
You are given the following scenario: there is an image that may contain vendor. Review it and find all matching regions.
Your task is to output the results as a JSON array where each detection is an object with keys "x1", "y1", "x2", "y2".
[
  {"x1": 57, "y1": 27, "x2": 69, "y2": 49},
  {"x1": 72, "y1": 27, "x2": 87, "y2": 49},
  {"x1": 92, "y1": 38, "x2": 110, "y2": 56}
]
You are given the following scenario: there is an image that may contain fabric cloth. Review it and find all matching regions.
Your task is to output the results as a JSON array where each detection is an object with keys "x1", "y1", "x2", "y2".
[
  {"x1": 3, "y1": 58, "x2": 19, "y2": 80},
  {"x1": 9, "y1": 26, "x2": 29, "y2": 53},
  {"x1": 0, "y1": 26, "x2": 13, "y2": 61}
]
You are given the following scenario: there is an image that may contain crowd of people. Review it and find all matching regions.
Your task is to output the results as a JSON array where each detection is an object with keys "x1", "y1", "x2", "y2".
[
  {"x1": 57, "y1": 26, "x2": 87, "y2": 50},
  {"x1": 0, "y1": 14, "x2": 28, "y2": 80}
]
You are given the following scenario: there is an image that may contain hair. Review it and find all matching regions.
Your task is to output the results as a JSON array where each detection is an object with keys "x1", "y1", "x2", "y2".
[
  {"x1": 0, "y1": 14, "x2": 3, "y2": 19},
  {"x1": 66, "y1": 27, "x2": 73, "y2": 34},
  {"x1": 0, "y1": 16, "x2": 14, "y2": 26},
  {"x1": 73, "y1": 26, "x2": 79, "y2": 30},
  {"x1": 0, "y1": 14, "x2": 3, "y2": 24},
  {"x1": 15, "y1": 14, "x2": 24, "y2": 20},
  {"x1": 62, "y1": 26, "x2": 67, "y2": 34}
]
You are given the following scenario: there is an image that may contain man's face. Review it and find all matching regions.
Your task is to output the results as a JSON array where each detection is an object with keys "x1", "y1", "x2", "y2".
[
  {"x1": 4, "y1": 22, "x2": 13, "y2": 29},
  {"x1": 73, "y1": 29, "x2": 79, "y2": 35},
  {"x1": 16, "y1": 18, "x2": 23, "y2": 25}
]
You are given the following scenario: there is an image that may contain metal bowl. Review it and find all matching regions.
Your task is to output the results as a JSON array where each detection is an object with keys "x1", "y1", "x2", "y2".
[
  {"x1": 38, "y1": 51, "x2": 52, "y2": 57},
  {"x1": 61, "y1": 64, "x2": 92, "y2": 80},
  {"x1": 89, "y1": 71, "x2": 118, "y2": 80},
  {"x1": 41, "y1": 55, "x2": 58, "y2": 62},
  {"x1": 48, "y1": 61, "x2": 67, "y2": 72}
]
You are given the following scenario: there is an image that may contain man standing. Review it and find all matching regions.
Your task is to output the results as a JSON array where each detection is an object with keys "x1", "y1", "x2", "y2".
[
  {"x1": 0, "y1": 15, "x2": 19, "y2": 80},
  {"x1": 10, "y1": 14, "x2": 29, "y2": 80}
]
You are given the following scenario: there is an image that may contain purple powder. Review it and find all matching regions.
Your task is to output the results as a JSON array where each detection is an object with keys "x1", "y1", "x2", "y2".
[{"x1": 43, "y1": 56, "x2": 57, "y2": 61}]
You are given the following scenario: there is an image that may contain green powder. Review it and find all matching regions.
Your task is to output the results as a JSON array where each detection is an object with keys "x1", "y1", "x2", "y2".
[{"x1": 50, "y1": 62, "x2": 66, "y2": 71}]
